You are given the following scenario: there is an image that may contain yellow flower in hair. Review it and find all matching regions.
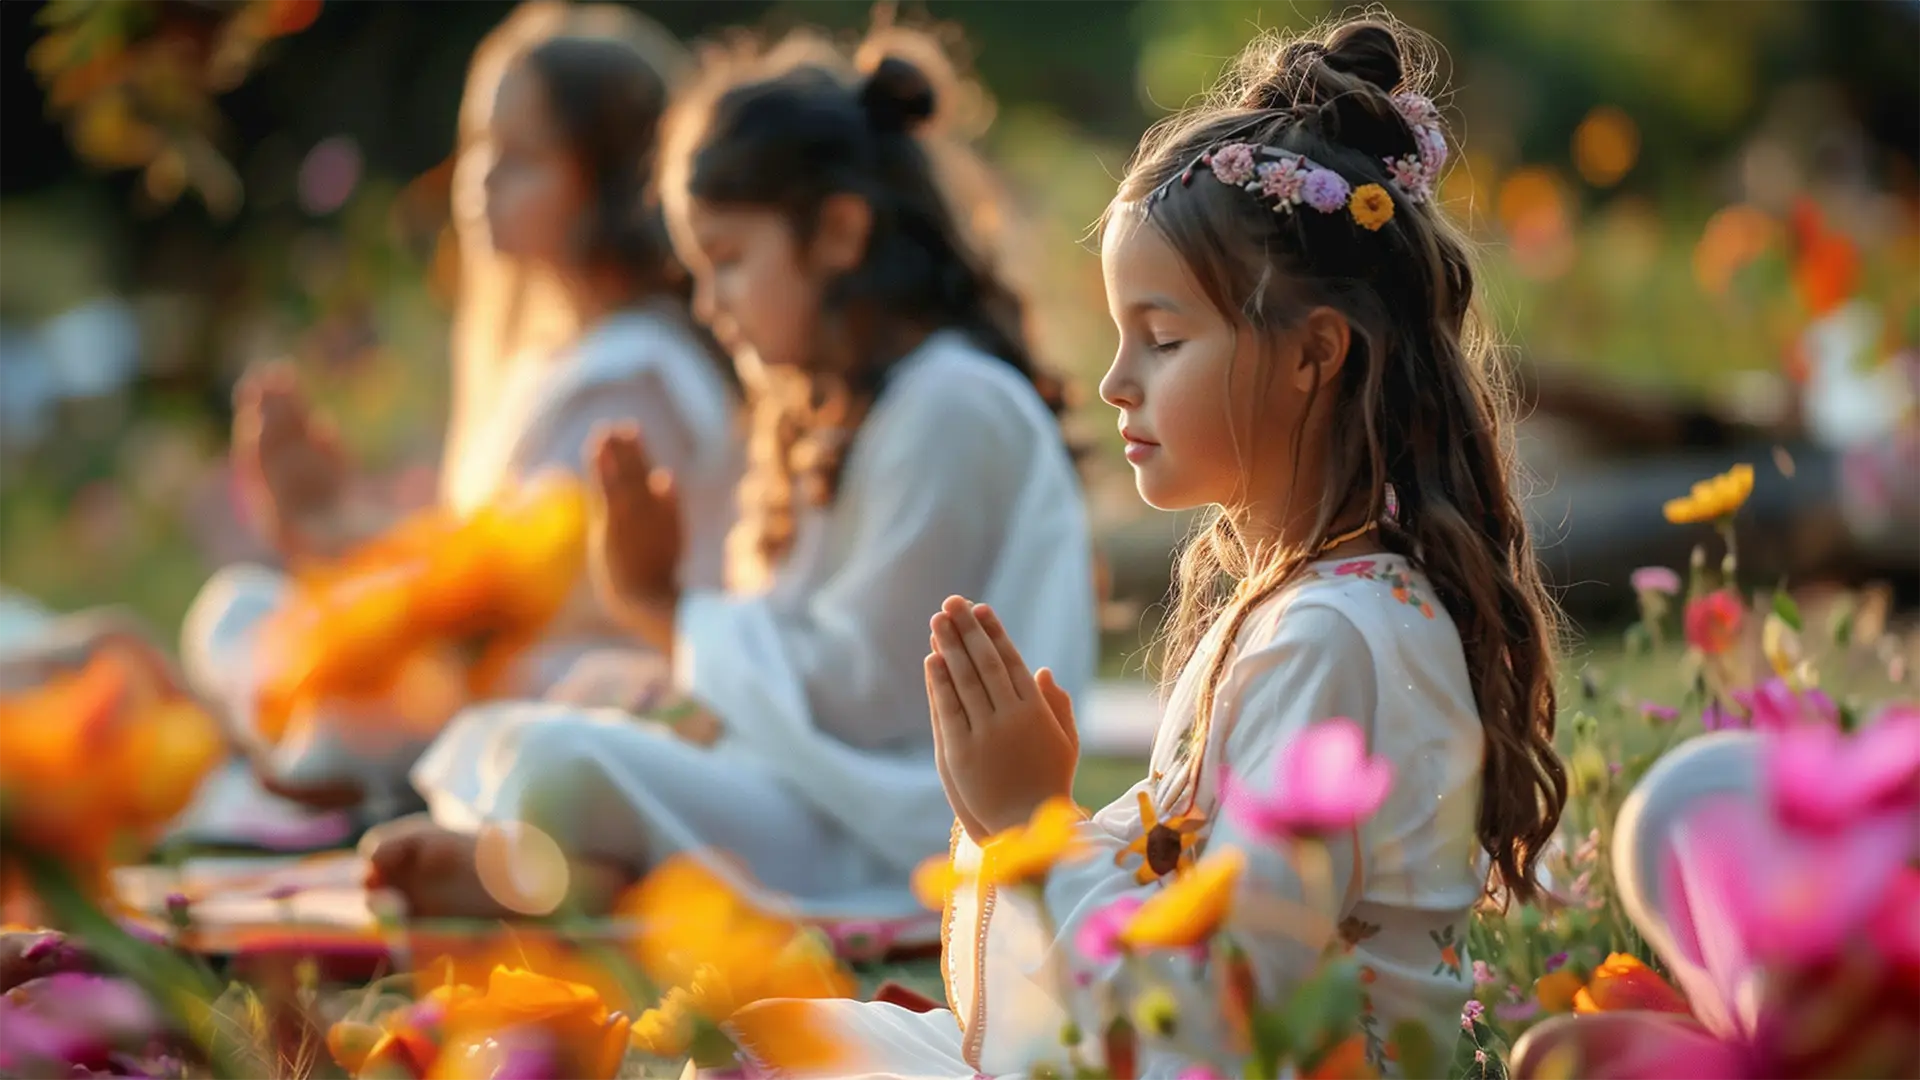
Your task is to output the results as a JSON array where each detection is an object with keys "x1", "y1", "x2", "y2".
[{"x1": 1349, "y1": 183, "x2": 1395, "y2": 231}]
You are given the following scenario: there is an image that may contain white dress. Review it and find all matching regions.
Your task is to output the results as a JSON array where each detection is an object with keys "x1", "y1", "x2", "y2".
[
  {"x1": 171, "y1": 305, "x2": 739, "y2": 835},
  {"x1": 733, "y1": 554, "x2": 1486, "y2": 1078},
  {"x1": 410, "y1": 330, "x2": 1098, "y2": 919}
]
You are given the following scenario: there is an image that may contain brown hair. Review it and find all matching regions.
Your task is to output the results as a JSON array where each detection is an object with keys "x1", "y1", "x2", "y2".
[
  {"x1": 1117, "y1": 16, "x2": 1565, "y2": 904},
  {"x1": 661, "y1": 24, "x2": 1065, "y2": 583}
]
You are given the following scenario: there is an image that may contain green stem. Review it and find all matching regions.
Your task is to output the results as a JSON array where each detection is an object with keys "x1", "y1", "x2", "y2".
[{"x1": 25, "y1": 855, "x2": 246, "y2": 1079}]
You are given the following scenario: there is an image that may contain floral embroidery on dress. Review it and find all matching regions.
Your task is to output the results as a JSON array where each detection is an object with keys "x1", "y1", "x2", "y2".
[
  {"x1": 1430, "y1": 924, "x2": 1465, "y2": 980},
  {"x1": 1337, "y1": 916, "x2": 1382, "y2": 953},
  {"x1": 1330, "y1": 560, "x2": 1436, "y2": 618},
  {"x1": 1357, "y1": 964, "x2": 1388, "y2": 1070},
  {"x1": 1115, "y1": 791, "x2": 1205, "y2": 884}
]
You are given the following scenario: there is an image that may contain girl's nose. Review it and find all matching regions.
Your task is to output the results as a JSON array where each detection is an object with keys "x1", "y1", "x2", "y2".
[{"x1": 1098, "y1": 353, "x2": 1140, "y2": 410}]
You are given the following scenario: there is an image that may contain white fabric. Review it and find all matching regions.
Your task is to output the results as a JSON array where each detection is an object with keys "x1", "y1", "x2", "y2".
[
  {"x1": 413, "y1": 330, "x2": 1098, "y2": 918},
  {"x1": 172, "y1": 308, "x2": 738, "y2": 828},
  {"x1": 751, "y1": 555, "x2": 1487, "y2": 1078}
]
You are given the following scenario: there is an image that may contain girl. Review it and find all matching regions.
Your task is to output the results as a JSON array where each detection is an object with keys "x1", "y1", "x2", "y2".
[
  {"x1": 368, "y1": 29, "x2": 1098, "y2": 921},
  {"x1": 732, "y1": 18, "x2": 1567, "y2": 1078},
  {"x1": 175, "y1": 3, "x2": 740, "y2": 832}
]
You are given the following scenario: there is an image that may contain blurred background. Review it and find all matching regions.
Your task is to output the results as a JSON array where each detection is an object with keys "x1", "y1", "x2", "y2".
[{"x1": 2, "y1": 0, "x2": 1915, "y2": 653}]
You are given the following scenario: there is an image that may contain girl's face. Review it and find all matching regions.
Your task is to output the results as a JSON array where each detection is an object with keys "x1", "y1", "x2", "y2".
[
  {"x1": 1099, "y1": 208, "x2": 1338, "y2": 522},
  {"x1": 674, "y1": 200, "x2": 821, "y2": 369},
  {"x1": 482, "y1": 65, "x2": 587, "y2": 267}
]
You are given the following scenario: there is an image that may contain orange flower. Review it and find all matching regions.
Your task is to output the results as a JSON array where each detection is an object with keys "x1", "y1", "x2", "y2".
[
  {"x1": 727, "y1": 999, "x2": 851, "y2": 1074},
  {"x1": 1663, "y1": 464, "x2": 1753, "y2": 525},
  {"x1": 1534, "y1": 968, "x2": 1586, "y2": 1013},
  {"x1": 1348, "y1": 184, "x2": 1395, "y2": 231},
  {"x1": 911, "y1": 853, "x2": 962, "y2": 912},
  {"x1": 0, "y1": 646, "x2": 222, "y2": 890},
  {"x1": 337, "y1": 966, "x2": 632, "y2": 1080},
  {"x1": 252, "y1": 475, "x2": 587, "y2": 745},
  {"x1": 1119, "y1": 847, "x2": 1246, "y2": 950},
  {"x1": 1573, "y1": 952, "x2": 1690, "y2": 1015},
  {"x1": 618, "y1": 854, "x2": 855, "y2": 1021}
]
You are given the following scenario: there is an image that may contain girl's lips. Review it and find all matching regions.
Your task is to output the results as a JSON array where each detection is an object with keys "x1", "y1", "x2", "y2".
[{"x1": 1123, "y1": 438, "x2": 1158, "y2": 463}]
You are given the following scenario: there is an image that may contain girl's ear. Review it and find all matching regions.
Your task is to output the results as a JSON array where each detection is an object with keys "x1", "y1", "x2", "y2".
[
  {"x1": 808, "y1": 192, "x2": 874, "y2": 275},
  {"x1": 1291, "y1": 305, "x2": 1353, "y2": 394}
]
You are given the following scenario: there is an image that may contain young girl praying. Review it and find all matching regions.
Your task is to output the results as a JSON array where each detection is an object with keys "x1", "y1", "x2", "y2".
[
  {"x1": 176, "y1": 4, "x2": 740, "y2": 825},
  {"x1": 368, "y1": 29, "x2": 1097, "y2": 921},
  {"x1": 731, "y1": 18, "x2": 1567, "y2": 1078}
]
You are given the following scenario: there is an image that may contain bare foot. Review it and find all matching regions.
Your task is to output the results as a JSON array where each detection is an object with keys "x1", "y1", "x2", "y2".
[{"x1": 362, "y1": 817, "x2": 634, "y2": 920}]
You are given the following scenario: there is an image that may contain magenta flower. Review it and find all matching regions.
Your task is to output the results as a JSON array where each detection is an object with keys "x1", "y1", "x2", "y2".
[
  {"x1": 1544, "y1": 951, "x2": 1568, "y2": 973},
  {"x1": 1177, "y1": 1067, "x2": 1228, "y2": 1080},
  {"x1": 1333, "y1": 559, "x2": 1378, "y2": 577},
  {"x1": 1630, "y1": 566, "x2": 1682, "y2": 596},
  {"x1": 1301, "y1": 169, "x2": 1352, "y2": 213},
  {"x1": 1075, "y1": 895, "x2": 1145, "y2": 964},
  {"x1": 1730, "y1": 678, "x2": 1837, "y2": 732},
  {"x1": 1765, "y1": 703, "x2": 1920, "y2": 832},
  {"x1": 1640, "y1": 702, "x2": 1680, "y2": 724},
  {"x1": 1462, "y1": 999, "x2": 1486, "y2": 1031},
  {"x1": 0, "y1": 975, "x2": 160, "y2": 1075},
  {"x1": 1222, "y1": 717, "x2": 1394, "y2": 841},
  {"x1": 1514, "y1": 730, "x2": 1920, "y2": 1079}
]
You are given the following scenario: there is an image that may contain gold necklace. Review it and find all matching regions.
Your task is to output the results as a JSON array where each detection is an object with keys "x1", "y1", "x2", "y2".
[{"x1": 1315, "y1": 519, "x2": 1379, "y2": 556}]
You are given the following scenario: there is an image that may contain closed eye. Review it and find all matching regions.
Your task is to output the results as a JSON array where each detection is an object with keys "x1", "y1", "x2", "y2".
[{"x1": 1151, "y1": 339, "x2": 1185, "y2": 354}]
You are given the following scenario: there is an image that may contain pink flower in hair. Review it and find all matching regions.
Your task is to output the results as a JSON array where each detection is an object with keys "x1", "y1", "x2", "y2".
[
  {"x1": 1209, "y1": 143, "x2": 1258, "y2": 186},
  {"x1": 1386, "y1": 155, "x2": 1429, "y2": 196},
  {"x1": 1415, "y1": 124, "x2": 1450, "y2": 172},
  {"x1": 1392, "y1": 91, "x2": 1441, "y2": 131},
  {"x1": 1301, "y1": 168, "x2": 1352, "y2": 213},
  {"x1": 1257, "y1": 158, "x2": 1305, "y2": 204}
]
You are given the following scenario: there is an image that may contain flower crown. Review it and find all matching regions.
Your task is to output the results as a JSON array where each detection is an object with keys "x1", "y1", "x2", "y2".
[{"x1": 1161, "y1": 91, "x2": 1448, "y2": 232}]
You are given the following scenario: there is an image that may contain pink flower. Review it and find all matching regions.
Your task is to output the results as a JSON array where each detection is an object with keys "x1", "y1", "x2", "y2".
[
  {"x1": 1701, "y1": 700, "x2": 1740, "y2": 732},
  {"x1": 1631, "y1": 566, "x2": 1682, "y2": 596},
  {"x1": 1765, "y1": 703, "x2": 1920, "y2": 831},
  {"x1": 1684, "y1": 590, "x2": 1745, "y2": 656},
  {"x1": 1473, "y1": 959, "x2": 1497, "y2": 985},
  {"x1": 1462, "y1": 999, "x2": 1486, "y2": 1030},
  {"x1": 1208, "y1": 143, "x2": 1257, "y2": 186},
  {"x1": 1074, "y1": 895, "x2": 1145, "y2": 964},
  {"x1": 1257, "y1": 158, "x2": 1305, "y2": 204},
  {"x1": 1222, "y1": 718, "x2": 1394, "y2": 841},
  {"x1": 1731, "y1": 678, "x2": 1836, "y2": 732},
  {"x1": 1662, "y1": 796, "x2": 1909, "y2": 972},
  {"x1": 1641, "y1": 702, "x2": 1680, "y2": 724},
  {"x1": 1301, "y1": 168, "x2": 1352, "y2": 213},
  {"x1": 1333, "y1": 559, "x2": 1378, "y2": 577},
  {"x1": 1386, "y1": 154, "x2": 1429, "y2": 195},
  {"x1": 1178, "y1": 1067, "x2": 1228, "y2": 1080}
]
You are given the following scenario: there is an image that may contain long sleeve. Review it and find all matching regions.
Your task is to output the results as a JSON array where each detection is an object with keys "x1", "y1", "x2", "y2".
[
  {"x1": 972, "y1": 604, "x2": 1382, "y2": 1077},
  {"x1": 676, "y1": 356, "x2": 1055, "y2": 751}
]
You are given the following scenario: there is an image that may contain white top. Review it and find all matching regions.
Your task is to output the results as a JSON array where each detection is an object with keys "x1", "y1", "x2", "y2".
[
  {"x1": 741, "y1": 555, "x2": 1486, "y2": 1078},
  {"x1": 672, "y1": 329, "x2": 1098, "y2": 875},
  {"x1": 443, "y1": 304, "x2": 741, "y2": 691}
]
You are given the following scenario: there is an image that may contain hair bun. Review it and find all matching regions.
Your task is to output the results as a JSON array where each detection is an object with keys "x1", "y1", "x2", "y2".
[
  {"x1": 859, "y1": 55, "x2": 936, "y2": 134},
  {"x1": 1321, "y1": 22, "x2": 1404, "y2": 95}
]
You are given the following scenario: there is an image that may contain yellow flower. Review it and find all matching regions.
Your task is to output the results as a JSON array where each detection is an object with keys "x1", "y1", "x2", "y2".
[
  {"x1": 1663, "y1": 464, "x2": 1754, "y2": 524},
  {"x1": 628, "y1": 992, "x2": 694, "y2": 1058},
  {"x1": 437, "y1": 966, "x2": 631, "y2": 1079},
  {"x1": 1115, "y1": 791, "x2": 1206, "y2": 885},
  {"x1": 1349, "y1": 183, "x2": 1396, "y2": 231},
  {"x1": 981, "y1": 797, "x2": 1091, "y2": 889},
  {"x1": 1119, "y1": 847, "x2": 1246, "y2": 950},
  {"x1": 1762, "y1": 612, "x2": 1803, "y2": 680},
  {"x1": 1130, "y1": 986, "x2": 1179, "y2": 1037}
]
